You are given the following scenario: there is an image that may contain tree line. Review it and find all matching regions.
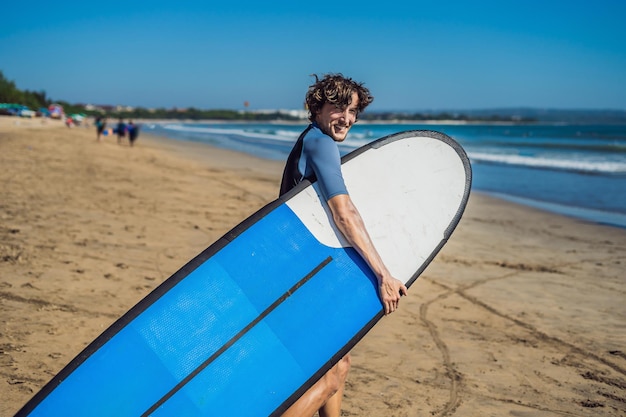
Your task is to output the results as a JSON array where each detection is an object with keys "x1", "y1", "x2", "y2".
[
  {"x1": 0, "y1": 70, "x2": 50, "y2": 110},
  {"x1": 0, "y1": 71, "x2": 302, "y2": 120},
  {"x1": 114, "y1": 107, "x2": 302, "y2": 121}
]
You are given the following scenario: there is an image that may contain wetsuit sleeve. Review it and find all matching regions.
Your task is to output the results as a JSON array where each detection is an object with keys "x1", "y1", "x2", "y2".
[{"x1": 304, "y1": 134, "x2": 348, "y2": 201}]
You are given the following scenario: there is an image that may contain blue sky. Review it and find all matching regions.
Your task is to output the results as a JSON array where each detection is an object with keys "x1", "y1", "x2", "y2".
[{"x1": 1, "y1": 0, "x2": 625, "y2": 111}]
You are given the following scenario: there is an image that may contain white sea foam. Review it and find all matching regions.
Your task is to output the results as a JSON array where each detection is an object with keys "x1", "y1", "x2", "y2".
[
  {"x1": 468, "y1": 152, "x2": 626, "y2": 174},
  {"x1": 162, "y1": 124, "x2": 298, "y2": 143}
]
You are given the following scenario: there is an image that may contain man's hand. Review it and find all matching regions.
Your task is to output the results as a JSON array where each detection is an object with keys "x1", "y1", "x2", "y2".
[{"x1": 379, "y1": 276, "x2": 408, "y2": 315}]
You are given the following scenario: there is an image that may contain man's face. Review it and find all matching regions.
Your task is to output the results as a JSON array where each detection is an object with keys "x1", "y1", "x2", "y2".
[{"x1": 315, "y1": 91, "x2": 359, "y2": 142}]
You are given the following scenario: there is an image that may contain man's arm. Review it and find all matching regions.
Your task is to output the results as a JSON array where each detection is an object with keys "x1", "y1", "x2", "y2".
[{"x1": 327, "y1": 194, "x2": 407, "y2": 315}]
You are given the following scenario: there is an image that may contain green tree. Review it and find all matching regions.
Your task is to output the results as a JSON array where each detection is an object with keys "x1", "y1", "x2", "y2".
[
  {"x1": 0, "y1": 70, "x2": 22, "y2": 104},
  {"x1": 0, "y1": 71, "x2": 49, "y2": 109}
]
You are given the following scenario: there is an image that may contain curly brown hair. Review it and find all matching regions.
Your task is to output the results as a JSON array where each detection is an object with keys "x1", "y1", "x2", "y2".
[{"x1": 305, "y1": 73, "x2": 374, "y2": 122}]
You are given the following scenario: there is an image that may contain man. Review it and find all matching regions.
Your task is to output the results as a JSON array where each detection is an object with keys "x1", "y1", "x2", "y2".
[
  {"x1": 116, "y1": 118, "x2": 126, "y2": 144},
  {"x1": 95, "y1": 116, "x2": 106, "y2": 141},
  {"x1": 280, "y1": 74, "x2": 408, "y2": 417},
  {"x1": 127, "y1": 121, "x2": 140, "y2": 147}
]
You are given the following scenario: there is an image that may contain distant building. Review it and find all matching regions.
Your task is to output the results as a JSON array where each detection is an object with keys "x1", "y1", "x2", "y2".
[
  {"x1": 246, "y1": 109, "x2": 308, "y2": 119},
  {"x1": 281, "y1": 109, "x2": 308, "y2": 119},
  {"x1": 81, "y1": 104, "x2": 115, "y2": 113}
]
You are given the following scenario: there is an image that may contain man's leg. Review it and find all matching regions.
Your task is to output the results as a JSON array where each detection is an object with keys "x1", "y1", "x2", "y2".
[
  {"x1": 281, "y1": 355, "x2": 351, "y2": 417},
  {"x1": 319, "y1": 355, "x2": 350, "y2": 417}
]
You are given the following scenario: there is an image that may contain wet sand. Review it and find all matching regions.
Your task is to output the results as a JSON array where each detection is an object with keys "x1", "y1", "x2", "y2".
[{"x1": 1, "y1": 117, "x2": 624, "y2": 416}]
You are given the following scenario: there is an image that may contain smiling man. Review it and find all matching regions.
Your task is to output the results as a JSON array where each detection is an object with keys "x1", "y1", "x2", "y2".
[{"x1": 280, "y1": 74, "x2": 407, "y2": 417}]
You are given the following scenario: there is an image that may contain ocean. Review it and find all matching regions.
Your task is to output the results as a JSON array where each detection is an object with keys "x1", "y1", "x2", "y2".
[{"x1": 144, "y1": 122, "x2": 626, "y2": 229}]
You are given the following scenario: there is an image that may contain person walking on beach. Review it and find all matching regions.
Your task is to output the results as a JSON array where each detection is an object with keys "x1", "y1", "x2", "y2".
[
  {"x1": 279, "y1": 73, "x2": 407, "y2": 417},
  {"x1": 116, "y1": 118, "x2": 126, "y2": 144},
  {"x1": 95, "y1": 117, "x2": 106, "y2": 141},
  {"x1": 127, "y1": 121, "x2": 139, "y2": 147}
]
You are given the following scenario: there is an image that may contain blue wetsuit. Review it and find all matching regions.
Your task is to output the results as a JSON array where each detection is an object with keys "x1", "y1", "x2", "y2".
[{"x1": 280, "y1": 123, "x2": 348, "y2": 200}]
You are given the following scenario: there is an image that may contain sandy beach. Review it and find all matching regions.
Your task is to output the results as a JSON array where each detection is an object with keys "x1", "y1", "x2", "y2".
[{"x1": 1, "y1": 117, "x2": 625, "y2": 416}]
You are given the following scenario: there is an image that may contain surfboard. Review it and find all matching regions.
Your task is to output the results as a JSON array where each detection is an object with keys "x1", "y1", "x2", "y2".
[{"x1": 15, "y1": 130, "x2": 472, "y2": 417}]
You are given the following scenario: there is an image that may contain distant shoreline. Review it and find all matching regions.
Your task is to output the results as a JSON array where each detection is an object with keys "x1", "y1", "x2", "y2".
[{"x1": 108, "y1": 117, "x2": 626, "y2": 127}]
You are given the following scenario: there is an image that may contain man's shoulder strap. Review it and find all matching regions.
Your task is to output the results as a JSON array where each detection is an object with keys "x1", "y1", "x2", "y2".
[{"x1": 279, "y1": 124, "x2": 314, "y2": 197}]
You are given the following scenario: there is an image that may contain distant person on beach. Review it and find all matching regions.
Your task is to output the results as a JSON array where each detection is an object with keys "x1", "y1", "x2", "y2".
[
  {"x1": 279, "y1": 73, "x2": 407, "y2": 417},
  {"x1": 127, "y1": 121, "x2": 139, "y2": 147},
  {"x1": 95, "y1": 117, "x2": 106, "y2": 141},
  {"x1": 116, "y1": 118, "x2": 126, "y2": 144}
]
